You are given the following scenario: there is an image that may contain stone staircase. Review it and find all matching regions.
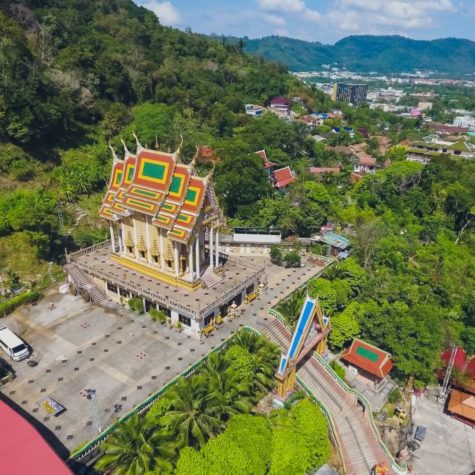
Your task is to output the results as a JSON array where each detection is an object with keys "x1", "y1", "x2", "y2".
[
  {"x1": 201, "y1": 266, "x2": 223, "y2": 289},
  {"x1": 64, "y1": 263, "x2": 107, "y2": 304},
  {"x1": 263, "y1": 319, "x2": 395, "y2": 475}
]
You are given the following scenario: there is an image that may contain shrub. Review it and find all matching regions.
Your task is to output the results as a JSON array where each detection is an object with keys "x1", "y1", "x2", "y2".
[
  {"x1": 329, "y1": 360, "x2": 346, "y2": 380},
  {"x1": 388, "y1": 388, "x2": 401, "y2": 404},
  {"x1": 270, "y1": 245, "x2": 283, "y2": 265},
  {"x1": 148, "y1": 308, "x2": 167, "y2": 324},
  {"x1": 284, "y1": 250, "x2": 301, "y2": 268},
  {"x1": 128, "y1": 296, "x2": 144, "y2": 314},
  {"x1": 0, "y1": 290, "x2": 41, "y2": 317}
]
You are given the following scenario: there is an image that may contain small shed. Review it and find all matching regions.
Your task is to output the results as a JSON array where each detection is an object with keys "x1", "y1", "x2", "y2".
[{"x1": 341, "y1": 339, "x2": 393, "y2": 387}]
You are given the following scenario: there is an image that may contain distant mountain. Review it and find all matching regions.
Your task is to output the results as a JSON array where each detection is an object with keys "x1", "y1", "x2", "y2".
[{"x1": 243, "y1": 35, "x2": 475, "y2": 74}]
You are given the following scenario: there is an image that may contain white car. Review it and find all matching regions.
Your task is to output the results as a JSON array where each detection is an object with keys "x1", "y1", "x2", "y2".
[{"x1": 0, "y1": 327, "x2": 30, "y2": 361}]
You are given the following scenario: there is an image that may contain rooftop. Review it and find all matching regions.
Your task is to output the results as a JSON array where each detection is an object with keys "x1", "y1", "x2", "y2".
[
  {"x1": 341, "y1": 338, "x2": 393, "y2": 379},
  {"x1": 0, "y1": 399, "x2": 71, "y2": 475},
  {"x1": 448, "y1": 389, "x2": 475, "y2": 424},
  {"x1": 71, "y1": 245, "x2": 264, "y2": 319},
  {"x1": 273, "y1": 166, "x2": 296, "y2": 188}
]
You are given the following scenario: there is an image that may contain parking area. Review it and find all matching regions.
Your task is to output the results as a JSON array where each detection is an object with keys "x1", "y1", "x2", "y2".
[
  {"x1": 1, "y1": 256, "x2": 327, "y2": 452},
  {"x1": 411, "y1": 396, "x2": 475, "y2": 475}
]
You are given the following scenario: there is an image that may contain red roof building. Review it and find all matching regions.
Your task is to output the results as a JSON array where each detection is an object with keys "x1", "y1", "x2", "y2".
[
  {"x1": 0, "y1": 399, "x2": 72, "y2": 475},
  {"x1": 439, "y1": 347, "x2": 475, "y2": 394},
  {"x1": 341, "y1": 338, "x2": 393, "y2": 382},
  {"x1": 256, "y1": 149, "x2": 278, "y2": 171},
  {"x1": 270, "y1": 96, "x2": 291, "y2": 115},
  {"x1": 309, "y1": 166, "x2": 341, "y2": 175},
  {"x1": 272, "y1": 166, "x2": 296, "y2": 189}
]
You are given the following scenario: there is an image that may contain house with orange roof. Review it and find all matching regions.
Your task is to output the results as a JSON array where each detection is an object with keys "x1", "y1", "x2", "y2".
[
  {"x1": 255, "y1": 149, "x2": 278, "y2": 176},
  {"x1": 341, "y1": 338, "x2": 394, "y2": 388},
  {"x1": 272, "y1": 166, "x2": 296, "y2": 191}
]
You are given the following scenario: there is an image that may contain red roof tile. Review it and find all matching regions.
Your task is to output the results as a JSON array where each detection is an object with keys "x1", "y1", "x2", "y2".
[
  {"x1": 270, "y1": 96, "x2": 290, "y2": 105},
  {"x1": 256, "y1": 150, "x2": 277, "y2": 169},
  {"x1": 273, "y1": 166, "x2": 296, "y2": 188},
  {"x1": 341, "y1": 338, "x2": 393, "y2": 379},
  {"x1": 309, "y1": 166, "x2": 341, "y2": 174}
]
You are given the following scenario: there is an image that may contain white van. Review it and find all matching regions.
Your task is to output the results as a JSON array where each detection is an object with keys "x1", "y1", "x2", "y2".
[{"x1": 0, "y1": 327, "x2": 30, "y2": 361}]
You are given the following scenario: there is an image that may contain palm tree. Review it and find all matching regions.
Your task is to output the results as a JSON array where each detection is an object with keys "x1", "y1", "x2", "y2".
[
  {"x1": 275, "y1": 287, "x2": 306, "y2": 326},
  {"x1": 231, "y1": 331, "x2": 280, "y2": 394},
  {"x1": 95, "y1": 413, "x2": 174, "y2": 474},
  {"x1": 161, "y1": 375, "x2": 222, "y2": 449},
  {"x1": 203, "y1": 353, "x2": 252, "y2": 419}
]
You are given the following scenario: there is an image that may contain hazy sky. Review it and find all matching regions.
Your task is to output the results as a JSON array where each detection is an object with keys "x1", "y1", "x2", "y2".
[{"x1": 135, "y1": 0, "x2": 475, "y2": 43}]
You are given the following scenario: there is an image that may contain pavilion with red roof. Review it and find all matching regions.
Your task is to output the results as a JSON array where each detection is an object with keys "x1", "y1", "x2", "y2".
[
  {"x1": 272, "y1": 166, "x2": 296, "y2": 190},
  {"x1": 255, "y1": 149, "x2": 278, "y2": 175},
  {"x1": 341, "y1": 338, "x2": 394, "y2": 386},
  {"x1": 0, "y1": 399, "x2": 72, "y2": 475}
]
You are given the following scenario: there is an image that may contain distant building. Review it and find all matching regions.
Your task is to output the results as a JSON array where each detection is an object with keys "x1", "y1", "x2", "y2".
[
  {"x1": 269, "y1": 96, "x2": 291, "y2": 115},
  {"x1": 417, "y1": 101, "x2": 433, "y2": 111},
  {"x1": 453, "y1": 115, "x2": 475, "y2": 130},
  {"x1": 245, "y1": 104, "x2": 264, "y2": 117},
  {"x1": 309, "y1": 165, "x2": 341, "y2": 176},
  {"x1": 332, "y1": 83, "x2": 368, "y2": 105},
  {"x1": 272, "y1": 166, "x2": 296, "y2": 190},
  {"x1": 255, "y1": 149, "x2": 278, "y2": 175},
  {"x1": 407, "y1": 136, "x2": 475, "y2": 164},
  {"x1": 429, "y1": 122, "x2": 469, "y2": 136}
]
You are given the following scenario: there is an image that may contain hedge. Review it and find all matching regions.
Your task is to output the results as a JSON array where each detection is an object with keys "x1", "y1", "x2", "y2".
[{"x1": 0, "y1": 290, "x2": 41, "y2": 317}]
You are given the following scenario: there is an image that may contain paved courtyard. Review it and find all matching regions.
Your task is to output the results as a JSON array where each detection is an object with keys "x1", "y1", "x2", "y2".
[
  {"x1": 411, "y1": 395, "x2": 475, "y2": 475},
  {"x1": 2, "y1": 256, "x2": 326, "y2": 452}
]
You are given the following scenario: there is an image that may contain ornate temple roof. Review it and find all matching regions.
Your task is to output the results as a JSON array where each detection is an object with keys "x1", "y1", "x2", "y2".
[{"x1": 100, "y1": 141, "x2": 216, "y2": 244}]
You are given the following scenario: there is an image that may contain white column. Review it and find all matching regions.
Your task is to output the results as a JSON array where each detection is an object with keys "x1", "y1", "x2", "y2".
[
  {"x1": 159, "y1": 229, "x2": 165, "y2": 270},
  {"x1": 109, "y1": 223, "x2": 115, "y2": 252},
  {"x1": 209, "y1": 227, "x2": 214, "y2": 269},
  {"x1": 174, "y1": 241, "x2": 179, "y2": 276},
  {"x1": 215, "y1": 229, "x2": 219, "y2": 267},
  {"x1": 120, "y1": 221, "x2": 126, "y2": 254},
  {"x1": 189, "y1": 242, "x2": 194, "y2": 279},
  {"x1": 145, "y1": 215, "x2": 152, "y2": 264},
  {"x1": 132, "y1": 216, "x2": 138, "y2": 256},
  {"x1": 195, "y1": 236, "x2": 200, "y2": 277}
]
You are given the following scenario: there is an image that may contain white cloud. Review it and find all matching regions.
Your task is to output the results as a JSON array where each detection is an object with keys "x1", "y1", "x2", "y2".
[
  {"x1": 258, "y1": 0, "x2": 306, "y2": 12},
  {"x1": 263, "y1": 13, "x2": 286, "y2": 26},
  {"x1": 143, "y1": 1, "x2": 182, "y2": 25},
  {"x1": 258, "y1": 0, "x2": 320, "y2": 23},
  {"x1": 324, "y1": 0, "x2": 455, "y2": 34},
  {"x1": 274, "y1": 27, "x2": 291, "y2": 36}
]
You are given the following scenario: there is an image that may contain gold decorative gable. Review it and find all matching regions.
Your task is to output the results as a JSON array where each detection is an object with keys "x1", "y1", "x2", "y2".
[
  {"x1": 125, "y1": 231, "x2": 134, "y2": 248},
  {"x1": 150, "y1": 240, "x2": 160, "y2": 256},
  {"x1": 137, "y1": 235, "x2": 147, "y2": 252}
]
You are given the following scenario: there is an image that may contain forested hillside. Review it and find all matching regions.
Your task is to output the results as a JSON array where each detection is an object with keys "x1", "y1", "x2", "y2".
[
  {"x1": 0, "y1": 0, "x2": 318, "y2": 287},
  {"x1": 244, "y1": 35, "x2": 475, "y2": 73},
  {"x1": 0, "y1": 1, "x2": 474, "y2": 384}
]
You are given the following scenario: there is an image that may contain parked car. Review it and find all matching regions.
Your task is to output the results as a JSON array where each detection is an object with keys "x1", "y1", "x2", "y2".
[
  {"x1": 0, "y1": 357, "x2": 15, "y2": 385},
  {"x1": 0, "y1": 327, "x2": 30, "y2": 361}
]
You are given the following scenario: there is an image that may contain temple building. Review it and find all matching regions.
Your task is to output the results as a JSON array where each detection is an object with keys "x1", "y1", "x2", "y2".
[{"x1": 65, "y1": 137, "x2": 265, "y2": 337}]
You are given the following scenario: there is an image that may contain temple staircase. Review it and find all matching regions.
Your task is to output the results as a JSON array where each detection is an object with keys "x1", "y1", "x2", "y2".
[
  {"x1": 263, "y1": 318, "x2": 395, "y2": 475},
  {"x1": 64, "y1": 263, "x2": 107, "y2": 304},
  {"x1": 201, "y1": 266, "x2": 223, "y2": 289}
]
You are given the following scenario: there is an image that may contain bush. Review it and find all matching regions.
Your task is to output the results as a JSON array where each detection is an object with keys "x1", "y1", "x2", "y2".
[
  {"x1": 270, "y1": 245, "x2": 283, "y2": 265},
  {"x1": 128, "y1": 296, "x2": 144, "y2": 314},
  {"x1": 148, "y1": 308, "x2": 167, "y2": 324},
  {"x1": 388, "y1": 388, "x2": 401, "y2": 404},
  {"x1": 0, "y1": 290, "x2": 41, "y2": 317},
  {"x1": 329, "y1": 360, "x2": 346, "y2": 380},
  {"x1": 284, "y1": 250, "x2": 301, "y2": 268}
]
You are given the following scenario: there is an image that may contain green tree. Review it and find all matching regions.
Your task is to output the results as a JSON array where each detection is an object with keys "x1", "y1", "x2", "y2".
[
  {"x1": 329, "y1": 302, "x2": 361, "y2": 350},
  {"x1": 161, "y1": 375, "x2": 221, "y2": 449},
  {"x1": 95, "y1": 414, "x2": 174, "y2": 474}
]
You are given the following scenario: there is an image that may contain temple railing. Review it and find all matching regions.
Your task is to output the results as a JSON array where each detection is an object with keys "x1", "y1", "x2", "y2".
[
  {"x1": 66, "y1": 240, "x2": 112, "y2": 263},
  {"x1": 70, "y1": 260, "x2": 200, "y2": 318}
]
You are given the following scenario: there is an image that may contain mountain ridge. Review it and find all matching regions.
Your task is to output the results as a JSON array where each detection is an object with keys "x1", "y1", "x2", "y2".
[{"x1": 242, "y1": 35, "x2": 475, "y2": 74}]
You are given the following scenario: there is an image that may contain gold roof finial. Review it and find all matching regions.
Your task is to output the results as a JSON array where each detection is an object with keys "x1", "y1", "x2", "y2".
[
  {"x1": 120, "y1": 137, "x2": 131, "y2": 157},
  {"x1": 108, "y1": 142, "x2": 121, "y2": 162},
  {"x1": 132, "y1": 131, "x2": 143, "y2": 154}
]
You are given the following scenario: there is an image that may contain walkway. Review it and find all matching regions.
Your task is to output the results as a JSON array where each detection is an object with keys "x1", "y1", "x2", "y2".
[{"x1": 263, "y1": 319, "x2": 395, "y2": 475}]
